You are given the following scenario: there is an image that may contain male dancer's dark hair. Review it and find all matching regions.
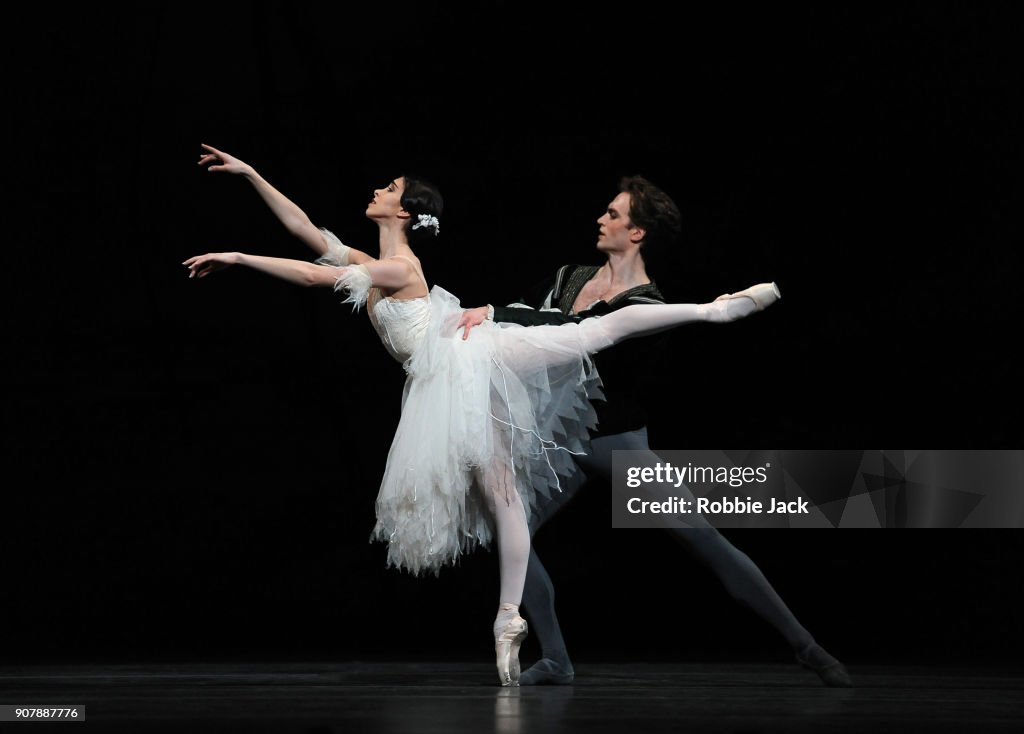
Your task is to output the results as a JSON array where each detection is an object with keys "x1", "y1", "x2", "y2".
[{"x1": 618, "y1": 175, "x2": 683, "y2": 256}]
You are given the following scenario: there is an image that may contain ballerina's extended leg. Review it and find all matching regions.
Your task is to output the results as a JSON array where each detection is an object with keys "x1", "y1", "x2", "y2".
[{"x1": 576, "y1": 282, "x2": 781, "y2": 351}]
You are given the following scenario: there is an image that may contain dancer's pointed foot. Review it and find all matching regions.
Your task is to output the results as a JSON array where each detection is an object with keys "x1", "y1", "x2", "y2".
[
  {"x1": 519, "y1": 657, "x2": 575, "y2": 686},
  {"x1": 716, "y1": 282, "x2": 781, "y2": 311},
  {"x1": 494, "y1": 604, "x2": 529, "y2": 687},
  {"x1": 796, "y1": 643, "x2": 854, "y2": 687},
  {"x1": 702, "y1": 282, "x2": 781, "y2": 322}
]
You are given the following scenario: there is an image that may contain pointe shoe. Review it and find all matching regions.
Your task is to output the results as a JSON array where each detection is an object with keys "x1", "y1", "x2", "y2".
[
  {"x1": 494, "y1": 614, "x2": 529, "y2": 687},
  {"x1": 714, "y1": 282, "x2": 781, "y2": 312},
  {"x1": 795, "y1": 643, "x2": 854, "y2": 688}
]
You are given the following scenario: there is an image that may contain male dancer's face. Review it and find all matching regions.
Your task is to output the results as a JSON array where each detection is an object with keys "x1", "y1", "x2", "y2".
[{"x1": 596, "y1": 192, "x2": 641, "y2": 254}]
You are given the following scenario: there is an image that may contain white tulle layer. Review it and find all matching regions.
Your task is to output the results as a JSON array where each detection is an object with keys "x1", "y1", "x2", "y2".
[{"x1": 371, "y1": 286, "x2": 603, "y2": 575}]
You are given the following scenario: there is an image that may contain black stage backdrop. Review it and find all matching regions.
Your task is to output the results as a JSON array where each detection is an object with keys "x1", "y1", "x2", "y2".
[{"x1": 5, "y1": 3, "x2": 1022, "y2": 664}]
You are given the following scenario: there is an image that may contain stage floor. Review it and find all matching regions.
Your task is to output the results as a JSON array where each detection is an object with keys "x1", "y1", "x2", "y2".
[{"x1": 1, "y1": 661, "x2": 1021, "y2": 733}]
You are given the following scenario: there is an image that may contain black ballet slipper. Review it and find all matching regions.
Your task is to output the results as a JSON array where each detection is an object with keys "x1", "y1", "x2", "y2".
[
  {"x1": 795, "y1": 643, "x2": 854, "y2": 688},
  {"x1": 519, "y1": 657, "x2": 575, "y2": 686}
]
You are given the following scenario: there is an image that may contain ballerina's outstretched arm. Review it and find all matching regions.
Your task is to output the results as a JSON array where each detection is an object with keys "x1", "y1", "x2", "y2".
[
  {"x1": 182, "y1": 251, "x2": 418, "y2": 310},
  {"x1": 197, "y1": 143, "x2": 376, "y2": 266}
]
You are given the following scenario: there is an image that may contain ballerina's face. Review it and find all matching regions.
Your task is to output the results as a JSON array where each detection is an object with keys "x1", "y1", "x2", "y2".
[
  {"x1": 596, "y1": 192, "x2": 642, "y2": 252},
  {"x1": 366, "y1": 177, "x2": 406, "y2": 221}
]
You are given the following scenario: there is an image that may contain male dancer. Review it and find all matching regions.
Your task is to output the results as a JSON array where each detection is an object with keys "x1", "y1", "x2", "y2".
[{"x1": 458, "y1": 176, "x2": 852, "y2": 687}]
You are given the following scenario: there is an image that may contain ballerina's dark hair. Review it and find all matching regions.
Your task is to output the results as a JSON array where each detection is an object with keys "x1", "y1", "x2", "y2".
[{"x1": 400, "y1": 174, "x2": 444, "y2": 246}]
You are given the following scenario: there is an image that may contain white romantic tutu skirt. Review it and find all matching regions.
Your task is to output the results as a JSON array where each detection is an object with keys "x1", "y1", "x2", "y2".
[{"x1": 371, "y1": 286, "x2": 604, "y2": 575}]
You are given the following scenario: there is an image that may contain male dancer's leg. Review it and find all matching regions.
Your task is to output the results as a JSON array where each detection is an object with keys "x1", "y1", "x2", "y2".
[
  {"x1": 523, "y1": 427, "x2": 851, "y2": 685},
  {"x1": 519, "y1": 428, "x2": 672, "y2": 684},
  {"x1": 518, "y1": 461, "x2": 589, "y2": 685},
  {"x1": 589, "y1": 428, "x2": 852, "y2": 686}
]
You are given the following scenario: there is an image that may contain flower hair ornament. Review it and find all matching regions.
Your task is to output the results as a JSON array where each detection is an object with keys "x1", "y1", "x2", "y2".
[{"x1": 411, "y1": 213, "x2": 441, "y2": 236}]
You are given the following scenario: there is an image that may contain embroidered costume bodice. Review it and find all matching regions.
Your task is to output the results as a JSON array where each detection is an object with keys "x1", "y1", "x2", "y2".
[
  {"x1": 367, "y1": 287, "x2": 431, "y2": 364},
  {"x1": 362, "y1": 254, "x2": 432, "y2": 364}
]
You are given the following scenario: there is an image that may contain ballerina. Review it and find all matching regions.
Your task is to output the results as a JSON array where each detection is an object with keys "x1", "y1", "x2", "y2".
[{"x1": 183, "y1": 144, "x2": 779, "y2": 685}]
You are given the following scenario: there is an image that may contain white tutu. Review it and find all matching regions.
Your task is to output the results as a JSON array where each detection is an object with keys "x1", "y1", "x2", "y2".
[{"x1": 370, "y1": 286, "x2": 603, "y2": 575}]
